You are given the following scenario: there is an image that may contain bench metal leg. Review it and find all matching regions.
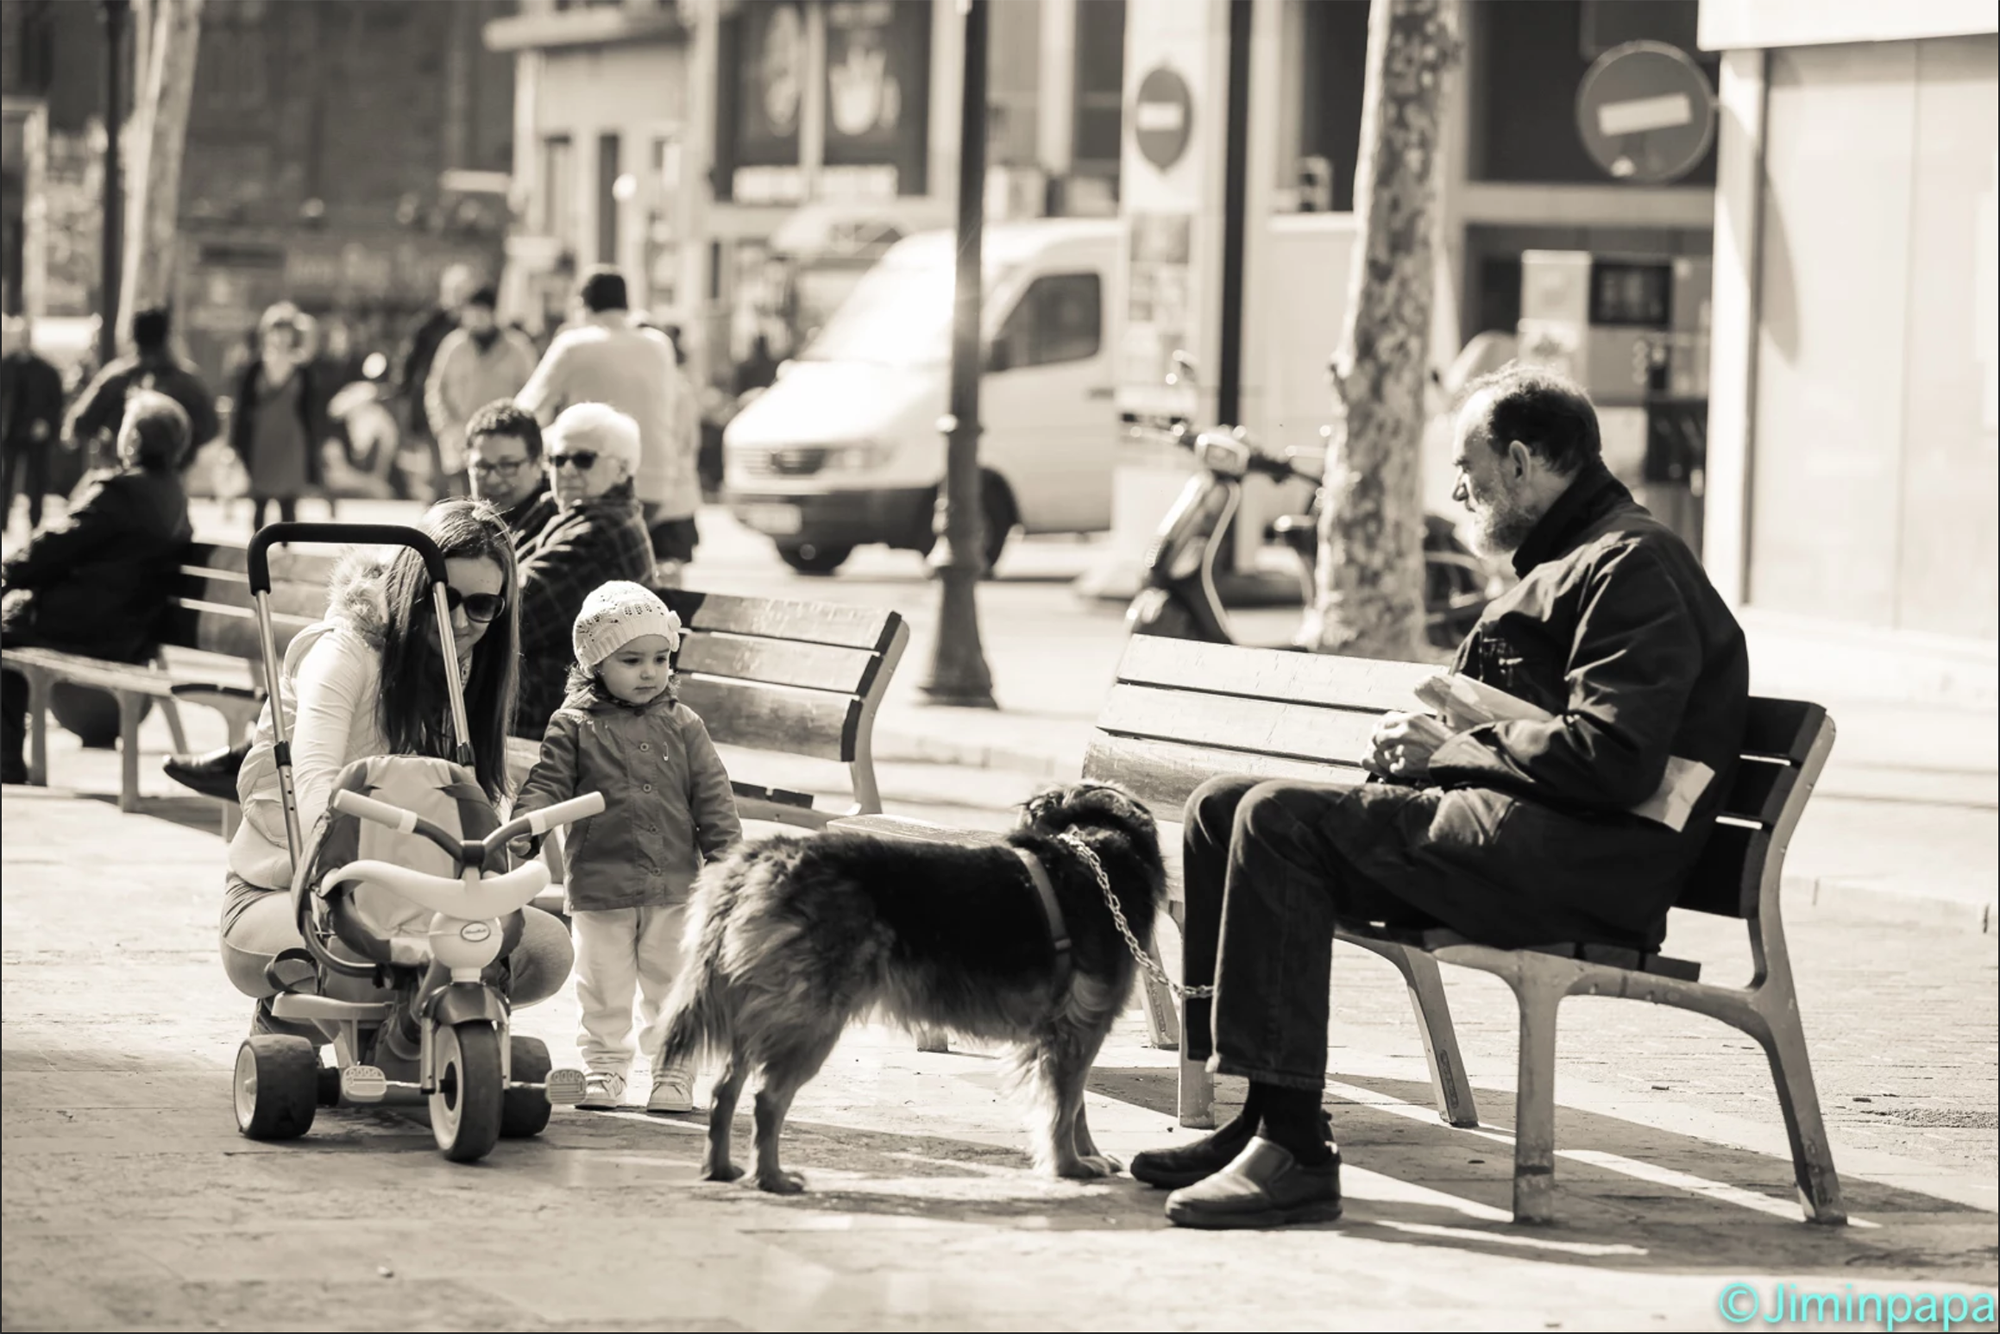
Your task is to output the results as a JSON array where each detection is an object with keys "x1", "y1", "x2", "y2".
[
  {"x1": 1178, "y1": 1015, "x2": 1215, "y2": 1128},
  {"x1": 915, "y1": 1028, "x2": 952, "y2": 1054},
  {"x1": 24, "y1": 668, "x2": 51, "y2": 787},
  {"x1": 117, "y1": 692, "x2": 144, "y2": 813},
  {"x1": 1750, "y1": 957, "x2": 1847, "y2": 1224},
  {"x1": 1507, "y1": 972, "x2": 1567, "y2": 1225},
  {"x1": 1138, "y1": 933, "x2": 1179, "y2": 1050},
  {"x1": 1350, "y1": 938, "x2": 1479, "y2": 1128}
]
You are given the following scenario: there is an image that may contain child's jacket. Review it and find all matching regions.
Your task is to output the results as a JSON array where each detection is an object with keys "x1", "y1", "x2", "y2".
[{"x1": 514, "y1": 683, "x2": 742, "y2": 911}]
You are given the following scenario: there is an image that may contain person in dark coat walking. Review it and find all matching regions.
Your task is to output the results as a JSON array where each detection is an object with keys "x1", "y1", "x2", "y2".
[
  {"x1": 63, "y1": 306, "x2": 220, "y2": 473},
  {"x1": 231, "y1": 303, "x2": 327, "y2": 530},
  {"x1": 2, "y1": 391, "x2": 195, "y2": 783},
  {"x1": 395, "y1": 264, "x2": 477, "y2": 499},
  {"x1": 1136, "y1": 365, "x2": 1750, "y2": 1229},
  {"x1": 510, "y1": 403, "x2": 655, "y2": 738},
  {"x1": 1, "y1": 316, "x2": 67, "y2": 532}
]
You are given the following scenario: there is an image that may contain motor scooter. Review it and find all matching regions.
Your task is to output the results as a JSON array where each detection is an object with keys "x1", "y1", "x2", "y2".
[
  {"x1": 1126, "y1": 354, "x2": 1494, "y2": 650},
  {"x1": 229, "y1": 523, "x2": 604, "y2": 1163}
]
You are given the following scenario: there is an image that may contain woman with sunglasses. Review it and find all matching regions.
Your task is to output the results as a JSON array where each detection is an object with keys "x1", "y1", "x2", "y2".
[
  {"x1": 509, "y1": 403, "x2": 655, "y2": 738},
  {"x1": 219, "y1": 500, "x2": 574, "y2": 1027}
]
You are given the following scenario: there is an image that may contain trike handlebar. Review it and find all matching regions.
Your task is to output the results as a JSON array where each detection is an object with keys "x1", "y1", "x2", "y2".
[
  {"x1": 330, "y1": 787, "x2": 606, "y2": 865},
  {"x1": 488, "y1": 793, "x2": 607, "y2": 851}
]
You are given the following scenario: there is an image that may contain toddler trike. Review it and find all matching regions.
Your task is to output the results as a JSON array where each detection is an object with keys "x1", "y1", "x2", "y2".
[{"x1": 229, "y1": 523, "x2": 601, "y2": 1162}]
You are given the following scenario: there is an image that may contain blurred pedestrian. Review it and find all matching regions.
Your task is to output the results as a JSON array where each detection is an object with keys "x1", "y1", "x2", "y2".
[
  {"x1": 463, "y1": 400, "x2": 556, "y2": 538},
  {"x1": 1, "y1": 315, "x2": 66, "y2": 533},
  {"x1": 396, "y1": 263, "x2": 478, "y2": 499},
  {"x1": 510, "y1": 402, "x2": 654, "y2": 738},
  {"x1": 426, "y1": 286, "x2": 537, "y2": 496},
  {"x1": 2, "y1": 391, "x2": 194, "y2": 785},
  {"x1": 516, "y1": 268, "x2": 700, "y2": 583},
  {"x1": 231, "y1": 303, "x2": 327, "y2": 530},
  {"x1": 63, "y1": 306, "x2": 221, "y2": 472}
]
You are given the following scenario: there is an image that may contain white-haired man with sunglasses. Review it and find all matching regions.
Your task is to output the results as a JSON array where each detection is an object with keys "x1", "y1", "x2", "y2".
[{"x1": 511, "y1": 403, "x2": 656, "y2": 738}]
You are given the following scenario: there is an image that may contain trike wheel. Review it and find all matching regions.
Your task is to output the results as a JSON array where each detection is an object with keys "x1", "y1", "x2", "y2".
[
  {"x1": 234, "y1": 1036, "x2": 319, "y2": 1141},
  {"x1": 431, "y1": 1020, "x2": 504, "y2": 1163},
  {"x1": 501, "y1": 1035, "x2": 554, "y2": 1139}
]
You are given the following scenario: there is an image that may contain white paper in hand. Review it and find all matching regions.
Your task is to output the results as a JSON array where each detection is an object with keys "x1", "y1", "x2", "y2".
[{"x1": 1418, "y1": 673, "x2": 1713, "y2": 832}]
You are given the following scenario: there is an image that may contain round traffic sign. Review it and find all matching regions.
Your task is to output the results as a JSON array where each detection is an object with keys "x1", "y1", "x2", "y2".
[
  {"x1": 1575, "y1": 41, "x2": 1716, "y2": 185},
  {"x1": 1133, "y1": 66, "x2": 1194, "y2": 172}
]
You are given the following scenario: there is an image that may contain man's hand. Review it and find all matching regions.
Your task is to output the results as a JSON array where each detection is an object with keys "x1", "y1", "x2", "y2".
[{"x1": 1366, "y1": 711, "x2": 1454, "y2": 782}]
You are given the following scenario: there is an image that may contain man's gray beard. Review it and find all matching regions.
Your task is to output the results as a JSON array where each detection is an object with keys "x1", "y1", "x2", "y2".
[{"x1": 1470, "y1": 491, "x2": 1538, "y2": 558}]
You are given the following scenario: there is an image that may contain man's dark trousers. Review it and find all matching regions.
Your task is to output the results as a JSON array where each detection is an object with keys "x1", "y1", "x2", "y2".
[{"x1": 1181, "y1": 775, "x2": 1445, "y2": 1091}]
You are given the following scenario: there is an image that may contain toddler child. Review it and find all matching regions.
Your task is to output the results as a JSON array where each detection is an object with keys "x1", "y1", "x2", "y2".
[{"x1": 514, "y1": 580, "x2": 742, "y2": 1111}]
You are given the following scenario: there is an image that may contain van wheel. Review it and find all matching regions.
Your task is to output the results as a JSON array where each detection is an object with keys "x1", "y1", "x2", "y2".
[
  {"x1": 979, "y1": 472, "x2": 1017, "y2": 576},
  {"x1": 776, "y1": 540, "x2": 853, "y2": 575}
]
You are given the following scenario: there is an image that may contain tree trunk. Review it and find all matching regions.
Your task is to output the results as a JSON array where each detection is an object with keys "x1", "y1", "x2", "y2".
[
  {"x1": 1304, "y1": 0, "x2": 1459, "y2": 660},
  {"x1": 918, "y1": 0, "x2": 996, "y2": 708},
  {"x1": 117, "y1": 0, "x2": 202, "y2": 348}
]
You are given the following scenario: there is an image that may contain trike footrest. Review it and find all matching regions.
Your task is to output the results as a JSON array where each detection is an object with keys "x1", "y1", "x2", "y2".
[
  {"x1": 341, "y1": 1065, "x2": 389, "y2": 1104},
  {"x1": 545, "y1": 1068, "x2": 587, "y2": 1105}
]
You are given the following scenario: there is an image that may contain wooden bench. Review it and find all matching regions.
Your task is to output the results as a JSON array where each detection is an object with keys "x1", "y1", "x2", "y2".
[
  {"x1": 3, "y1": 541, "x2": 336, "y2": 814},
  {"x1": 1084, "y1": 636, "x2": 1846, "y2": 1226},
  {"x1": 503, "y1": 588, "x2": 908, "y2": 828}
]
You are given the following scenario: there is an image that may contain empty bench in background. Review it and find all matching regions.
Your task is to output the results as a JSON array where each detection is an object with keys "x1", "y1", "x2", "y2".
[
  {"x1": 3, "y1": 541, "x2": 335, "y2": 816},
  {"x1": 1082, "y1": 636, "x2": 1846, "y2": 1226}
]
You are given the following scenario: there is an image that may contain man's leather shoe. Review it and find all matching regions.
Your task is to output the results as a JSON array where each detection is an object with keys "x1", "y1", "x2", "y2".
[
  {"x1": 163, "y1": 744, "x2": 248, "y2": 801},
  {"x1": 1131, "y1": 1109, "x2": 1335, "y2": 1190},
  {"x1": 1164, "y1": 1138, "x2": 1343, "y2": 1229}
]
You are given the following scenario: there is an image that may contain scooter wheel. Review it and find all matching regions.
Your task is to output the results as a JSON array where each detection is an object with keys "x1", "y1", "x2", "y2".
[
  {"x1": 500, "y1": 1035, "x2": 553, "y2": 1139},
  {"x1": 234, "y1": 1036, "x2": 319, "y2": 1141},
  {"x1": 431, "y1": 1020, "x2": 504, "y2": 1163}
]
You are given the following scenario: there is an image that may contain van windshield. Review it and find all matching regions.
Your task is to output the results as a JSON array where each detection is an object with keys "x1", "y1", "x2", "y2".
[{"x1": 797, "y1": 252, "x2": 1014, "y2": 367}]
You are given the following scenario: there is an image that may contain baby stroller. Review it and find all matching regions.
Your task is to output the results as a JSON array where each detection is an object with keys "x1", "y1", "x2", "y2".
[{"x1": 230, "y1": 523, "x2": 602, "y2": 1162}]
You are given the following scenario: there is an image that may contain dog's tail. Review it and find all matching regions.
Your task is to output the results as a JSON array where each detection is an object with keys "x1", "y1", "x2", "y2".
[{"x1": 651, "y1": 864, "x2": 737, "y2": 1071}]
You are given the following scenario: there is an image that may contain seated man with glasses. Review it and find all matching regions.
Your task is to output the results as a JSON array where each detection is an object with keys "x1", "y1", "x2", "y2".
[
  {"x1": 511, "y1": 402, "x2": 656, "y2": 739},
  {"x1": 463, "y1": 400, "x2": 557, "y2": 539}
]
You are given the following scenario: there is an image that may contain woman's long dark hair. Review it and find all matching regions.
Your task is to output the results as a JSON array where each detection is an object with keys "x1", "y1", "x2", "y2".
[{"x1": 373, "y1": 501, "x2": 520, "y2": 801}]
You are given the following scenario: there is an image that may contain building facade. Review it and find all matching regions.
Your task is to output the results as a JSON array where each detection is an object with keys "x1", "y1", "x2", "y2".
[{"x1": 1698, "y1": 0, "x2": 1998, "y2": 703}]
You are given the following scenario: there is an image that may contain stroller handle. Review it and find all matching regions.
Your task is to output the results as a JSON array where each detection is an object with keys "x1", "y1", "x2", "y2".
[{"x1": 246, "y1": 523, "x2": 448, "y2": 596}]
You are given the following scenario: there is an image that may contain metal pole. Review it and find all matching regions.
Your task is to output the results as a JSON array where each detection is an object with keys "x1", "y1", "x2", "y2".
[
  {"x1": 98, "y1": 0, "x2": 128, "y2": 367},
  {"x1": 918, "y1": 0, "x2": 996, "y2": 707}
]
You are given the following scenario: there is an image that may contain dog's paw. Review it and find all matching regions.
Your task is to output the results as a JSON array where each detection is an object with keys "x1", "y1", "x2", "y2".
[
  {"x1": 700, "y1": 1161, "x2": 746, "y2": 1183},
  {"x1": 1055, "y1": 1154, "x2": 1121, "y2": 1180},
  {"x1": 755, "y1": 1169, "x2": 806, "y2": 1195}
]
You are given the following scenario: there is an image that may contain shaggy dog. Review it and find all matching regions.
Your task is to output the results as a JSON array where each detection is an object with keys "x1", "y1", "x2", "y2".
[{"x1": 654, "y1": 782, "x2": 1166, "y2": 1194}]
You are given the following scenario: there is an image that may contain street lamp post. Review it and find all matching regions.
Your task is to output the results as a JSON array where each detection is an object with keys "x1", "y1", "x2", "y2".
[
  {"x1": 98, "y1": 0, "x2": 129, "y2": 367},
  {"x1": 918, "y1": 0, "x2": 997, "y2": 708}
]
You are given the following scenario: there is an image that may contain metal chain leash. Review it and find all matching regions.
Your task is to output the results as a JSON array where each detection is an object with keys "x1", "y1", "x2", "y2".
[{"x1": 1056, "y1": 831, "x2": 1214, "y2": 1001}]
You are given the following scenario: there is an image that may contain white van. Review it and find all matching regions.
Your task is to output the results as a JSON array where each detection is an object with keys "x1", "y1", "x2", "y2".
[{"x1": 723, "y1": 218, "x2": 1120, "y2": 574}]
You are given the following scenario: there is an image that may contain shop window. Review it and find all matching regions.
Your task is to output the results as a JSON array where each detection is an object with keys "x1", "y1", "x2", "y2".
[
  {"x1": 1072, "y1": 0, "x2": 1125, "y2": 175},
  {"x1": 597, "y1": 133, "x2": 622, "y2": 263},
  {"x1": 541, "y1": 135, "x2": 575, "y2": 247},
  {"x1": 993, "y1": 273, "x2": 1102, "y2": 370}
]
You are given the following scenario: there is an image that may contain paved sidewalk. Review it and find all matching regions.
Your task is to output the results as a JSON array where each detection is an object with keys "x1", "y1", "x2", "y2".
[{"x1": 5, "y1": 770, "x2": 1997, "y2": 1331}]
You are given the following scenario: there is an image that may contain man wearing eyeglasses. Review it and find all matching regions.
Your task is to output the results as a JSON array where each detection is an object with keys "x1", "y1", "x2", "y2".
[
  {"x1": 462, "y1": 401, "x2": 556, "y2": 539},
  {"x1": 510, "y1": 402, "x2": 656, "y2": 738}
]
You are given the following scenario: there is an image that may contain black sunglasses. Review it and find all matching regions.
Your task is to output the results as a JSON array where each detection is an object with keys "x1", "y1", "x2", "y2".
[
  {"x1": 444, "y1": 586, "x2": 507, "y2": 623},
  {"x1": 548, "y1": 451, "x2": 599, "y2": 471}
]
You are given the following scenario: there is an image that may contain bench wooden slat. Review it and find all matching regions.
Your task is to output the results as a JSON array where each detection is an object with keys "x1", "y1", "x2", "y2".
[
  {"x1": 160, "y1": 604, "x2": 316, "y2": 660},
  {"x1": 675, "y1": 634, "x2": 881, "y2": 696},
  {"x1": 1116, "y1": 636, "x2": 1435, "y2": 710},
  {"x1": 1720, "y1": 755, "x2": 1799, "y2": 828},
  {"x1": 173, "y1": 572, "x2": 328, "y2": 619},
  {"x1": 1740, "y1": 698, "x2": 1824, "y2": 763},
  {"x1": 665, "y1": 589, "x2": 898, "y2": 652},
  {"x1": 183, "y1": 544, "x2": 343, "y2": 583},
  {"x1": 1084, "y1": 735, "x2": 1362, "y2": 817},
  {"x1": 1098, "y1": 682, "x2": 1380, "y2": 767},
  {"x1": 678, "y1": 676, "x2": 860, "y2": 761}
]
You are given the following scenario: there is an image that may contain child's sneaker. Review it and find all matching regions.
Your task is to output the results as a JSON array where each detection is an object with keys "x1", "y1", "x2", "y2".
[
  {"x1": 576, "y1": 1071, "x2": 627, "y2": 1110},
  {"x1": 646, "y1": 1065, "x2": 697, "y2": 1114}
]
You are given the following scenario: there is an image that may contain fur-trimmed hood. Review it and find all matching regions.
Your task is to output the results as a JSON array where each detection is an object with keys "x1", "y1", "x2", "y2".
[{"x1": 323, "y1": 551, "x2": 393, "y2": 647}]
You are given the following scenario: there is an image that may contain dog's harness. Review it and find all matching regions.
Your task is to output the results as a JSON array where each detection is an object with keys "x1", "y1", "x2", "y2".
[{"x1": 1012, "y1": 846, "x2": 1073, "y2": 999}]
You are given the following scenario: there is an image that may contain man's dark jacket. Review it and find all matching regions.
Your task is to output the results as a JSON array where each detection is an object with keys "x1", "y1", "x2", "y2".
[
  {"x1": 1328, "y1": 462, "x2": 1749, "y2": 950},
  {"x1": 0, "y1": 466, "x2": 193, "y2": 662},
  {"x1": 510, "y1": 480, "x2": 654, "y2": 737},
  {"x1": 2, "y1": 349, "x2": 66, "y2": 450},
  {"x1": 65, "y1": 352, "x2": 220, "y2": 454},
  {"x1": 499, "y1": 477, "x2": 558, "y2": 540}
]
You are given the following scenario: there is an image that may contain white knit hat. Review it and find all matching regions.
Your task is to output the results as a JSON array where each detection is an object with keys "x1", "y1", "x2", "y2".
[
  {"x1": 546, "y1": 402, "x2": 642, "y2": 474},
  {"x1": 573, "y1": 581, "x2": 682, "y2": 671}
]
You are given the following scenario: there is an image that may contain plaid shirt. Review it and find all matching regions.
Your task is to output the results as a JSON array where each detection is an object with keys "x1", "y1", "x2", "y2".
[{"x1": 511, "y1": 481, "x2": 654, "y2": 737}]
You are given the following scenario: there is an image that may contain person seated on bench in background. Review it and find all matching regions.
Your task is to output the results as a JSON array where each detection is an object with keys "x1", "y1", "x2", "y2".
[
  {"x1": 1134, "y1": 365, "x2": 1750, "y2": 1230},
  {"x1": 161, "y1": 400, "x2": 567, "y2": 800},
  {"x1": 2, "y1": 392, "x2": 194, "y2": 785},
  {"x1": 509, "y1": 402, "x2": 655, "y2": 741}
]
